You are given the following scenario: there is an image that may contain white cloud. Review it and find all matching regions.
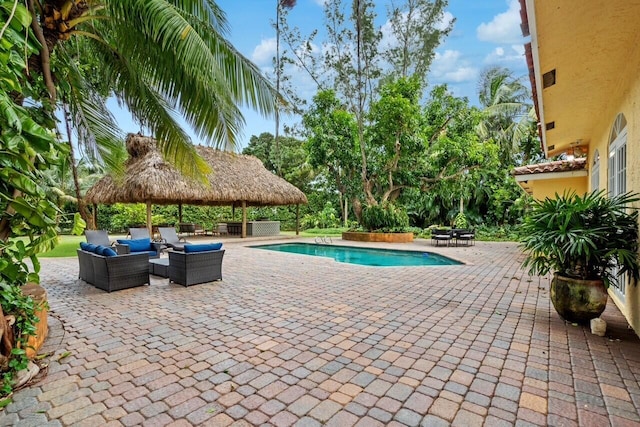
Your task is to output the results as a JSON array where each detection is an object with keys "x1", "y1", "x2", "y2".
[
  {"x1": 477, "y1": 0, "x2": 523, "y2": 44},
  {"x1": 483, "y1": 44, "x2": 526, "y2": 64},
  {"x1": 431, "y1": 50, "x2": 478, "y2": 83},
  {"x1": 251, "y1": 37, "x2": 276, "y2": 66},
  {"x1": 435, "y1": 11, "x2": 455, "y2": 31}
]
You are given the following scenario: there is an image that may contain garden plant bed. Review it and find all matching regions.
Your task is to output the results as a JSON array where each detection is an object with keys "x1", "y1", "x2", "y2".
[{"x1": 342, "y1": 231, "x2": 414, "y2": 243}]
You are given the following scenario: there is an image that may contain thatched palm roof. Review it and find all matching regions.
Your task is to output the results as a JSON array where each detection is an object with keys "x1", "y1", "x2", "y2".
[{"x1": 85, "y1": 134, "x2": 307, "y2": 207}]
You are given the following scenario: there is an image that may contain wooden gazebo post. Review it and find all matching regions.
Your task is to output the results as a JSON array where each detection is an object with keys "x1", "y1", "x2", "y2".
[
  {"x1": 178, "y1": 203, "x2": 183, "y2": 223},
  {"x1": 241, "y1": 201, "x2": 247, "y2": 238},
  {"x1": 146, "y1": 201, "x2": 152, "y2": 237}
]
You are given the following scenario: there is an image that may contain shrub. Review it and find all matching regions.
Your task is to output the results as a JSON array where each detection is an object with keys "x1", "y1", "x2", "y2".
[
  {"x1": 454, "y1": 212, "x2": 468, "y2": 228},
  {"x1": 361, "y1": 203, "x2": 409, "y2": 232}
]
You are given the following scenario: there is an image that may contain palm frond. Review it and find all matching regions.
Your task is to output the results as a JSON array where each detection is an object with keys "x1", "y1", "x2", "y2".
[
  {"x1": 91, "y1": 38, "x2": 210, "y2": 180},
  {"x1": 56, "y1": 44, "x2": 127, "y2": 175},
  {"x1": 104, "y1": 0, "x2": 277, "y2": 148}
]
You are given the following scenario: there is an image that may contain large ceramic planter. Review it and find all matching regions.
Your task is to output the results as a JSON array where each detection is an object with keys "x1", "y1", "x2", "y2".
[
  {"x1": 342, "y1": 231, "x2": 414, "y2": 243},
  {"x1": 550, "y1": 273, "x2": 607, "y2": 323}
]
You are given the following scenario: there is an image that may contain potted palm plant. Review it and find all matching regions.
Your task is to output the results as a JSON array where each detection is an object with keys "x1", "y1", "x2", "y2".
[{"x1": 520, "y1": 190, "x2": 640, "y2": 323}]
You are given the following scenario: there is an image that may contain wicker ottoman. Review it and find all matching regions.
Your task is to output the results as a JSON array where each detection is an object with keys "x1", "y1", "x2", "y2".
[{"x1": 149, "y1": 258, "x2": 170, "y2": 278}]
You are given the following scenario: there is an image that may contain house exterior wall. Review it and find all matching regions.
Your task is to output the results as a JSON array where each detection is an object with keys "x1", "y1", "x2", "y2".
[
  {"x1": 585, "y1": 47, "x2": 640, "y2": 335},
  {"x1": 531, "y1": 177, "x2": 588, "y2": 200}
]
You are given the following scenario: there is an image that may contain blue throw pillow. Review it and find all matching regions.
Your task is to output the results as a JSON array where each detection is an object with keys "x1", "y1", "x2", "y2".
[
  {"x1": 94, "y1": 245, "x2": 106, "y2": 255},
  {"x1": 117, "y1": 238, "x2": 152, "y2": 252},
  {"x1": 80, "y1": 242, "x2": 89, "y2": 251},
  {"x1": 102, "y1": 247, "x2": 117, "y2": 257},
  {"x1": 84, "y1": 243, "x2": 97, "y2": 253},
  {"x1": 184, "y1": 243, "x2": 223, "y2": 253}
]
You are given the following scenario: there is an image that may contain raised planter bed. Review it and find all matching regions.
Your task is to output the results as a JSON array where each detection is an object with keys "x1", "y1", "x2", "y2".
[{"x1": 342, "y1": 231, "x2": 414, "y2": 243}]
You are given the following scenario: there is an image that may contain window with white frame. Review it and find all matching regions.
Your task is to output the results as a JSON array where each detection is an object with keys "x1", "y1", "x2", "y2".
[{"x1": 608, "y1": 113, "x2": 627, "y2": 298}]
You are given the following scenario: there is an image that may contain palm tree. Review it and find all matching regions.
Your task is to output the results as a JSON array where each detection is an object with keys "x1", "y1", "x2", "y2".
[
  {"x1": 476, "y1": 66, "x2": 533, "y2": 165},
  {"x1": 27, "y1": 0, "x2": 278, "y2": 175}
]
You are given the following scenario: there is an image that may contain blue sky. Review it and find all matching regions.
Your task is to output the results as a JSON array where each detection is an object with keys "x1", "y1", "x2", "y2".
[{"x1": 112, "y1": 0, "x2": 527, "y2": 150}]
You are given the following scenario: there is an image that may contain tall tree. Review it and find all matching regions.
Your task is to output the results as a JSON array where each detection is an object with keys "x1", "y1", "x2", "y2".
[
  {"x1": 476, "y1": 66, "x2": 534, "y2": 165},
  {"x1": 274, "y1": 0, "x2": 297, "y2": 175},
  {"x1": 303, "y1": 90, "x2": 361, "y2": 222},
  {"x1": 383, "y1": 0, "x2": 452, "y2": 84}
]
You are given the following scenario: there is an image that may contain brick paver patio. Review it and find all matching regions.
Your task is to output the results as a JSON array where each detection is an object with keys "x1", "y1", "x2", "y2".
[{"x1": 0, "y1": 239, "x2": 639, "y2": 426}]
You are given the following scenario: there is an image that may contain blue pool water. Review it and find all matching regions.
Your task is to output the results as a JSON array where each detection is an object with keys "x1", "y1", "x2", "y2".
[{"x1": 251, "y1": 243, "x2": 461, "y2": 267}]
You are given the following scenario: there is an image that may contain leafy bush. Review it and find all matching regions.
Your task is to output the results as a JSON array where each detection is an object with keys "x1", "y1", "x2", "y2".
[
  {"x1": 474, "y1": 224, "x2": 519, "y2": 241},
  {"x1": 360, "y1": 203, "x2": 409, "y2": 232},
  {"x1": 301, "y1": 202, "x2": 341, "y2": 229},
  {"x1": 454, "y1": 212, "x2": 468, "y2": 228}
]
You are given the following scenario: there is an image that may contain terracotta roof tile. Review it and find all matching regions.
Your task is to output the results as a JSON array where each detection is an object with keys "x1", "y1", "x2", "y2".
[{"x1": 512, "y1": 157, "x2": 587, "y2": 176}]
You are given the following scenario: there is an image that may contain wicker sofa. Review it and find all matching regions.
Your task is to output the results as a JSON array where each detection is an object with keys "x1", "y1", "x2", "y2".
[
  {"x1": 77, "y1": 248, "x2": 150, "y2": 292},
  {"x1": 168, "y1": 248, "x2": 225, "y2": 287}
]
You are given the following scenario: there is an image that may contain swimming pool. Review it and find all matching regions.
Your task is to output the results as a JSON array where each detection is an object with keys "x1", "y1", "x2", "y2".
[{"x1": 251, "y1": 243, "x2": 461, "y2": 267}]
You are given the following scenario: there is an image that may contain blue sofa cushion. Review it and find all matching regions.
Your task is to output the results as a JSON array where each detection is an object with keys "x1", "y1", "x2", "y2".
[
  {"x1": 117, "y1": 238, "x2": 152, "y2": 252},
  {"x1": 102, "y1": 247, "x2": 117, "y2": 257},
  {"x1": 80, "y1": 242, "x2": 89, "y2": 251},
  {"x1": 94, "y1": 245, "x2": 107, "y2": 255},
  {"x1": 83, "y1": 243, "x2": 97, "y2": 253},
  {"x1": 184, "y1": 243, "x2": 223, "y2": 253}
]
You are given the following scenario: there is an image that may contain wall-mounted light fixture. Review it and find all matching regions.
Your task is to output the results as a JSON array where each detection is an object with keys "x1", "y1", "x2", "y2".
[{"x1": 566, "y1": 139, "x2": 584, "y2": 161}]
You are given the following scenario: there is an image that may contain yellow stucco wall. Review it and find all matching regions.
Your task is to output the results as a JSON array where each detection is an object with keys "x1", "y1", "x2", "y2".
[
  {"x1": 584, "y1": 44, "x2": 640, "y2": 335},
  {"x1": 531, "y1": 177, "x2": 588, "y2": 200}
]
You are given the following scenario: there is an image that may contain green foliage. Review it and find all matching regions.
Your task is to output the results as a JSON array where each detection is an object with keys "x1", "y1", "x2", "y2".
[
  {"x1": 474, "y1": 224, "x2": 520, "y2": 242},
  {"x1": 0, "y1": 5, "x2": 63, "y2": 393},
  {"x1": 360, "y1": 203, "x2": 409, "y2": 232},
  {"x1": 242, "y1": 132, "x2": 314, "y2": 193},
  {"x1": 520, "y1": 191, "x2": 640, "y2": 286},
  {"x1": 301, "y1": 202, "x2": 341, "y2": 229},
  {"x1": 454, "y1": 212, "x2": 468, "y2": 228},
  {"x1": 0, "y1": 281, "x2": 40, "y2": 394},
  {"x1": 106, "y1": 204, "x2": 168, "y2": 231}
]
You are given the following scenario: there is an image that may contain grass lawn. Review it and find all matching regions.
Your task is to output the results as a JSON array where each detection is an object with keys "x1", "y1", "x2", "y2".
[
  {"x1": 39, "y1": 234, "x2": 126, "y2": 258},
  {"x1": 39, "y1": 235, "x2": 86, "y2": 258}
]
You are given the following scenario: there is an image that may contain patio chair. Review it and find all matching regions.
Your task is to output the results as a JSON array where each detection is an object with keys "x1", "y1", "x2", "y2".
[
  {"x1": 452, "y1": 228, "x2": 475, "y2": 246},
  {"x1": 158, "y1": 227, "x2": 191, "y2": 251},
  {"x1": 169, "y1": 245, "x2": 224, "y2": 286},
  {"x1": 431, "y1": 229, "x2": 453, "y2": 246},
  {"x1": 129, "y1": 227, "x2": 151, "y2": 240}
]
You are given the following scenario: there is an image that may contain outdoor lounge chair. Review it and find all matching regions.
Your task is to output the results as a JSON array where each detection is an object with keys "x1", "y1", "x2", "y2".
[
  {"x1": 129, "y1": 227, "x2": 151, "y2": 240},
  {"x1": 158, "y1": 227, "x2": 191, "y2": 251},
  {"x1": 85, "y1": 230, "x2": 112, "y2": 246},
  {"x1": 431, "y1": 229, "x2": 453, "y2": 246},
  {"x1": 85, "y1": 230, "x2": 129, "y2": 255}
]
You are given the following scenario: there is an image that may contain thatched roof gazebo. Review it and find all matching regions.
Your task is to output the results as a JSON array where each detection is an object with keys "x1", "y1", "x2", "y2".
[{"x1": 85, "y1": 134, "x2": 307, "y2": 237}]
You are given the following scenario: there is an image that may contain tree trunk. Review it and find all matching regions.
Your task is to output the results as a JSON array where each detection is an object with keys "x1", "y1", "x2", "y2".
[{"x1": 64, "y1": 103, "x2": 94, "y2": 229}]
